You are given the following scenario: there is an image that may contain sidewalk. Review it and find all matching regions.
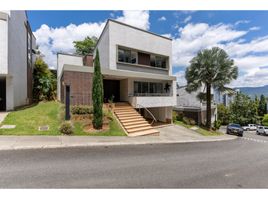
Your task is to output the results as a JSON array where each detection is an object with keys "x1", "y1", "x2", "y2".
[{"x1": 0, "y1": 125, "x2": 237, "y2": 151}]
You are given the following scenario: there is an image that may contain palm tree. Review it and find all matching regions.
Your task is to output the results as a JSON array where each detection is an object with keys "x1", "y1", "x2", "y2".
[{"x1": 185, "y1": 47, "x2": 238, "y2": 129}]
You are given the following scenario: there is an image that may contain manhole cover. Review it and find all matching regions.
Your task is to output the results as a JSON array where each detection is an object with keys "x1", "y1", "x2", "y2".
[
  {"x1": 38, "y1": 125, "x2": 49, "y2": 131},
  {"x1": 0, "y1": 125, "x2": 16, "y2": 129}
]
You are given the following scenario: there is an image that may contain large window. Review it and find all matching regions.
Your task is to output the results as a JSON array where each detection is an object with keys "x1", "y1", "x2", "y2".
[
  {"x1": 118, "y1": 46, "x2": 167, "y2": 69},
  {"x1": 150, "y1": 55, "x2": 166, "y2": 68},
  {"x1": 118, "y1": 48, "x2": 137, "y2": 64},
  {"x1": 134, "y1": 81, "x2": 164, "y2": 96}
]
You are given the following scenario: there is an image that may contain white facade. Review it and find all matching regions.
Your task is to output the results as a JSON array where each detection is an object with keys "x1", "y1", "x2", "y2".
[
  {"x1": 176, "y1": 86, "x2": 217, "y2": 125},
  {"x1": 0, "y1": 10, "x2": 36, "y2": 110},
  {"x1": 58, "y1": 19, "x2": 176, "y2": 122}
]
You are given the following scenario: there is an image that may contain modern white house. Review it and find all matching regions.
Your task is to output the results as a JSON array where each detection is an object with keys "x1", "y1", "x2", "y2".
[
  {"x1": 0, "y1": 10, "x2": 36, "y2": 111},
  {"x1": 57, "y1": 19, "x2": 176, "y2": 136},
  {"x1": 174, "y1": 85, "x2": 217, "y2": 125}
]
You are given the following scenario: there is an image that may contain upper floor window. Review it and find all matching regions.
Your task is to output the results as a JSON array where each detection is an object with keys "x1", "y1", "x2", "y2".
[
  {"x1": 118, "y1": 48, "x2": 137, "y2": 64},
  {"x1": 118, "y1": 46, "x2": 168, "y2": 69},
  {"x1": 150, "y1": 55, "x2": 166, "y2": 69}
]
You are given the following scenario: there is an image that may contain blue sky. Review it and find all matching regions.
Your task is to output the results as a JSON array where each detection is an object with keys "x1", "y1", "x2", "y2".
[{"x1": 28, "y1": 10, "x2": 268, "y2": 87}]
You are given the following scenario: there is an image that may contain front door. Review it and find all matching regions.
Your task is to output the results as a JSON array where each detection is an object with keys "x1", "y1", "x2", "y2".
[
  {"x1": 103, "y1": 79, "x2": 120, "y2": 103},
  {"x1": 0, "y1": 78, "x2": 6, "y2": 111}
]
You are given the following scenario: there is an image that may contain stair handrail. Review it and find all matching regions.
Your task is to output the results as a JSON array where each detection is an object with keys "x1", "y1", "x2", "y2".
[{"x1": 136, "y1": 104, "x2": 157, "y2": 125}]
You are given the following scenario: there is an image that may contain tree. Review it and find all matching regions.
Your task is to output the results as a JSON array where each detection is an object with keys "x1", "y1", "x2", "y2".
[
  {"x1": 33, "y1": 58, "x2": 56, "y2": 101},
  {"x1": 258, "y1": 94, "x2": 267, "y2": 116},
  {"x1": 217, "y1": 104, "x2": 230, "y2": 125},
  {"x1": 92, "y1": 49, "x2": 104, "y2": 129},
  {"x1": 229, "y1": 93, "x2": 258, "y2": 125},
  {"x1": 185, "y1": 47, "x2": 238, "y2": 129},
  {"x1": 262, "y1": 114, "x2": 268, "y2": 126},
  {"x1": 73, "y1": 36, "x2": 98, "y2": 55}
]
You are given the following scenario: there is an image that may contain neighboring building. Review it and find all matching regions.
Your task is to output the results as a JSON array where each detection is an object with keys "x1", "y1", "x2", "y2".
[
  {"x1": 213, "y1": 87, "x2": 238, "y2": 107},
  {"x1": 174, "y1": 85, "x2": 217, "y2": 125},
  {"x1": 57, "y1": 19, "x2": 176, "y2": 124},
  {"x1": 0, "y1": 11, "x2": 36, "y2": 111}
]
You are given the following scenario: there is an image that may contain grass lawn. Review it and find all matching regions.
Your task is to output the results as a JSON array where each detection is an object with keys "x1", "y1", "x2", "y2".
[
  {"x1": 0, "y1": 101, "x2": 126, "y2": 136},
  {"x1": 174, "y1": 120, "x2": 223, "y2": 136},
  {"x1": 0, "y1": 101, "x2": 61, "y2": 135}
]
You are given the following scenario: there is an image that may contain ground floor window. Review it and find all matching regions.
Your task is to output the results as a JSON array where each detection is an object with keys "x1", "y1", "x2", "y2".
[{"x1": 134, "y1": 81, "x2": 164, "y2": 96}]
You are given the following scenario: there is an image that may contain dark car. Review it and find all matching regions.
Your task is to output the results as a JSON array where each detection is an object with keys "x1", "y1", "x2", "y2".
[{"x1": 226, "y1": 123, "x2": 243, "y2": 137}]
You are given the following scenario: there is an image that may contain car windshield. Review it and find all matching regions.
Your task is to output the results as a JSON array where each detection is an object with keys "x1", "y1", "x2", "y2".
[
  {"x1": 230, "y1": 124, "x2": 241, "y2": 128},
  {"x1": 265, "y1": 127, "x2": 268, "y2": 129}
]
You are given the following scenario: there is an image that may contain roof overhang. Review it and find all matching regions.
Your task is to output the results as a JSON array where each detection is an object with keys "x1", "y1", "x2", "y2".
[{"x1": 62, "y1": 64, "x2": 176, "y2": 81}]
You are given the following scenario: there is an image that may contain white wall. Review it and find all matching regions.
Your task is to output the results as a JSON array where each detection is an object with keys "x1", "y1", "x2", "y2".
[
  {"x1": 0, "y1": 11, "x2": 8, "y2": 75},
  {"x1": 57, "y1": 54, "x2": 83, "y2": 100},
  {"x1": 8, "y1": 11, "x2": 28, "y2": 108},
  {"x1": 101, "y1": 20, "x2": 172, "y2": 75},
  {"x1": 95, "y1": 23, "x2": 110, "y2": 69}
]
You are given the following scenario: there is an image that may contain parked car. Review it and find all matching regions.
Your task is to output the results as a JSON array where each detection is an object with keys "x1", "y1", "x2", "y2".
[
  {"x1": 256, "y1": 126, "x2": 268, "y2": 136},
  {"x1": 242, "y1": 124, "x2": 257, "y2": 131},
  {"x1": 227, "y1": 124, "x2": 243, "y2": 137}
]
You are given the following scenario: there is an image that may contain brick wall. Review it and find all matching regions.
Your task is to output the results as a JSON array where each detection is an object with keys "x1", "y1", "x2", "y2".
[{"x1": 61, "y1": 71, "x2": 93, "y2": 105}]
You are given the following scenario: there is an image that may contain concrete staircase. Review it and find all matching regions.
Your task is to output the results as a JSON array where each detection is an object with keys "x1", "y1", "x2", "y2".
[{"x1": 114, "y1": 103, "x2": 159, "y2": 137}]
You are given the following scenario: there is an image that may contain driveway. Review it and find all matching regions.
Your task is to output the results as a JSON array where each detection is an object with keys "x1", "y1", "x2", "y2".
[{"x1": 0, "y1": 125, "x2": 236, "y2": 150}]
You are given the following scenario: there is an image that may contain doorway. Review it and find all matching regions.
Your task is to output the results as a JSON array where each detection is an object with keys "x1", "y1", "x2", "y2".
[
  {"x1": 103, "y1": 79, "x2": 120, "y2": 103},
  {"x1": 0, "y1": 78, "x2": 6, "y2": 111}
]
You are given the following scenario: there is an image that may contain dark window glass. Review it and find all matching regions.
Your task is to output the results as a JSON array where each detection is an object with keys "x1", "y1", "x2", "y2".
[
  {"x1": 118, "y1": 49, "x2": 125, "y2": 62},
  {"x1": 125, "y1": 49, "x2": 131, "y2": 63},
  {"x1": 131, "y1": 51, "x2": 137, "y2": 64},
  {"x1": 150, "y1": 55, "x2": 155, "y2": 67}
]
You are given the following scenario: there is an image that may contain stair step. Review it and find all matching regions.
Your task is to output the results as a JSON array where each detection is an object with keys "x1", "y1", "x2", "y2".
[
  {"x1": 120, "y1": 118, "x2": 146, "y2": 123},
  {"x1": 123, "y1": 120, "x2": 148, "y2": 126},
  {"x1": 127, "y1": 126, "x2": 154, "y2": 133},
  {"x1": 117, "y1": 116, "x2": 141, "y2": 120},
  {"x1": 116, "y1": 112, "x2": 140, "y2": 116},
  {"x1": 124, "y1": 123, "x2": 151, "y2": 129},
  {"x1": 128, "y1": 129, "x2": 160, "y2": 137}
]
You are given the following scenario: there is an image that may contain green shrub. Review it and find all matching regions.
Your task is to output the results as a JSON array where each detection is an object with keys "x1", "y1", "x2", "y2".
[
  {"x1": 213, "y1": 120, "x2": 222, "y2": 130},
  {"x1": 183, "y1": 117, "x2": 190, "y2": 125},
  {"x1": 189, "y1": 118, "x2": 196, "y2": 125},
  {"x1": 59, "y1": 122, "x2": 74, "y2": 135},
  {"x1": 172, "y1": 111, "x2": 177, "y2": 122},
  {"x1": 262, "y1": 114, "x2": 268, "y2": 126},
  {"x1": 71, "y1": 105, "x2": 93, "y2": 115},
  {"x1": 176, "y1": 112, "x2": 184, "y2": 121}
]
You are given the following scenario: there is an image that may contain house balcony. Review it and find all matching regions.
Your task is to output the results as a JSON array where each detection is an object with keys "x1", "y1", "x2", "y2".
[{"x1": 128, "y1": 95, "x2": 176, "y2": 108}]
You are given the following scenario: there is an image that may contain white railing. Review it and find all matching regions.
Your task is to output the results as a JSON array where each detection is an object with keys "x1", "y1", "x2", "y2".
[{"x1": 137, "y1": 103, "x2": 157, "y2": 125}]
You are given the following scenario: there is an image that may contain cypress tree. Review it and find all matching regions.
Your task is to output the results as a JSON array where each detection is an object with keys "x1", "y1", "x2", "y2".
[{"x1": 92, "y1": 49, "x2": 103, "y2": 129}]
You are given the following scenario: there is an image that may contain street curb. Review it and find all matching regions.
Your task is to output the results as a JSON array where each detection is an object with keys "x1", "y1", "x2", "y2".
[{"x1": 0, "y1": 136, "x2": 237, "y2": 151}]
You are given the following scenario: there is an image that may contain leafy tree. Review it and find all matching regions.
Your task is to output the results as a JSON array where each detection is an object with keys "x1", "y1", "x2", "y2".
[
  {"x1": 185, "y1": 47, "x2": 238, "y2": 129},
  {"x1": 262, "y1": 114, "x2": 268, "y2": 126},
  {"x1": 33, "y1": 58, "x2": 56, "y2": 101},
  {"x1": 92, "y1": 49, "x2": 104, "y2": 129},
  {"x1": 229, "y1": 93, "x2": 258, "y2": 125},
  {"x1": 217, "y1": 104, "x2": 230, "y2": 125},
  {"x1": 258, "y1": 94, "x2": 267, "y2": 116},
  {"x1": 73, "y1": 36, "x2": 98, "y2": 55}
]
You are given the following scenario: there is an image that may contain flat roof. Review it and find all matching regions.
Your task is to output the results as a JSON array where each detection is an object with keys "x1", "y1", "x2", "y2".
[{"x1": 62, "y1": 64, "x2": 176, "y2": 81}]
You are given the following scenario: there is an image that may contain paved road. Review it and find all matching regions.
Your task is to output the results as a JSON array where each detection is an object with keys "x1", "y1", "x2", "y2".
[{"x1": 0, "y1": 132, "x2": 268, "y2": 188}]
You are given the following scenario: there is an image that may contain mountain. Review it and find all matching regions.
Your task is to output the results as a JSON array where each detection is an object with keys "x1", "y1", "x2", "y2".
[{"x1": 236, "y1": 85, "x2": 268, "y2": 98}]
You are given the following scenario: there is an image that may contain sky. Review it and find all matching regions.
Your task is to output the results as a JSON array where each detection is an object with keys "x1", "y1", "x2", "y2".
[{"x1": 27, "y1": 10, "x2": 268, "y2": 88}]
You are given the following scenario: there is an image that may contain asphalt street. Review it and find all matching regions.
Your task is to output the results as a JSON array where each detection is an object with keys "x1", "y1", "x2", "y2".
[{"x1": 0, "y1": 131, "x2": 268, "y2": 188}]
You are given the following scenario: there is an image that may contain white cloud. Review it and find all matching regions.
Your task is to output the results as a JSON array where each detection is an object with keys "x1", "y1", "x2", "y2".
[
  {"x1": 116, "y1": 10, "x2": 150, "y2": 30},
  {"x1": 249, "y1": 26, "x2": 261, "y2": 31},
  {"x1": 171, "y1": 21, "x2": 268, "y2": 87},
  {"x1": 175, "y1": 71, "x2": 187, "y2": 86},
  {"x1": 34, "y1": 10, "x2": 150, "y2": 68},
  {"x1": 235, "y1": 20, "x2": 250, "y2": 26},
  {"x1": 158, "y1": 16, "x2": 166, "y2": 21},
  {"x1": 183, "y1": 16, "x2": 192, "y2": 23}
]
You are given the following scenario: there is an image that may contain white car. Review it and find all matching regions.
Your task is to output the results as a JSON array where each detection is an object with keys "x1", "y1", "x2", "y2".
[
  {"x1": 242, "y1": 124, "x2": 257, "y2": 131},
  {"x1": 256, "y1": 126, "x2": 268, "y2": 136}
]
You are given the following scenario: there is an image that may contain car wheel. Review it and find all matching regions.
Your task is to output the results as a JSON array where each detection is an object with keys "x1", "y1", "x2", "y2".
[
  {"x1": 238, "y1": 134, "x2": 243, "y2": 137},
  {"x1": 247, "y1": 128, "x2": 250, "y2": 131}
]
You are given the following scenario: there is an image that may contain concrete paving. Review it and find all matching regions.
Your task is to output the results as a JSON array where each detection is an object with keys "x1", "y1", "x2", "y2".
[
  {"x1": 0, "y1": 112, "x2": 9, "y2": 124},
  {"x1": 0, "y1": 125, "x2": 236, "y2": 150}
]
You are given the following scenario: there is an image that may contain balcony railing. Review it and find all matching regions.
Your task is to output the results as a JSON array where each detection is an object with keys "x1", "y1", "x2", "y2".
[{"x1": 130, "y1": 92, "x2": 172, "y2": 97}]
